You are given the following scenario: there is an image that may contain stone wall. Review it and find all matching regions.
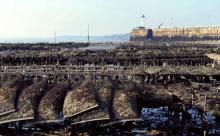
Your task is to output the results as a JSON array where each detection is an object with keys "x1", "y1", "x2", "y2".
[{"x1": 153, "y1": 26, "x2": 220, "y2": 41}]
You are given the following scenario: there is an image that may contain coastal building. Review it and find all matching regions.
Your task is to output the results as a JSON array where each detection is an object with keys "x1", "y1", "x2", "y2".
[{"x1": 130, "y1": 15, "x2": 153, "y2": 42}]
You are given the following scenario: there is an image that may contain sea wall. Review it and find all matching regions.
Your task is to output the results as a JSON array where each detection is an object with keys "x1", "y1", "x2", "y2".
[{"x1": 153, "y1": 26, "x2": 220, "y2": 41}]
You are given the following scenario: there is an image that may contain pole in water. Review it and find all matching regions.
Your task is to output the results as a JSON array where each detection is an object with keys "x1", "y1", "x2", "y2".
[
  {"x1": 54, "y1": 30, "x2": 57, "y2": 44},
  {"x1": 203, "y1": 130, "x2": 206, "y2": 136},
  {"x1": 88, "y1": 24, "x2": 90, "y2": 42}
]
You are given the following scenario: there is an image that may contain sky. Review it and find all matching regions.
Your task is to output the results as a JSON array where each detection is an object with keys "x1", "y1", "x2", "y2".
[{"x1": 0, "y1": 0, "x2": 220, "y2": 37}]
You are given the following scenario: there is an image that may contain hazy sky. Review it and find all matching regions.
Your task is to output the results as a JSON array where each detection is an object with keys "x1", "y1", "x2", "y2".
[{"x1": 0, "y1": 0, "x2": 220, "y2": 37}]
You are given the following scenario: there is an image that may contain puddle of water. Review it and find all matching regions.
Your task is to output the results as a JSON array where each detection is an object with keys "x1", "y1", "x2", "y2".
[{"x1": 79, "y1": 44, "x2": 119, "y2": 50}]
